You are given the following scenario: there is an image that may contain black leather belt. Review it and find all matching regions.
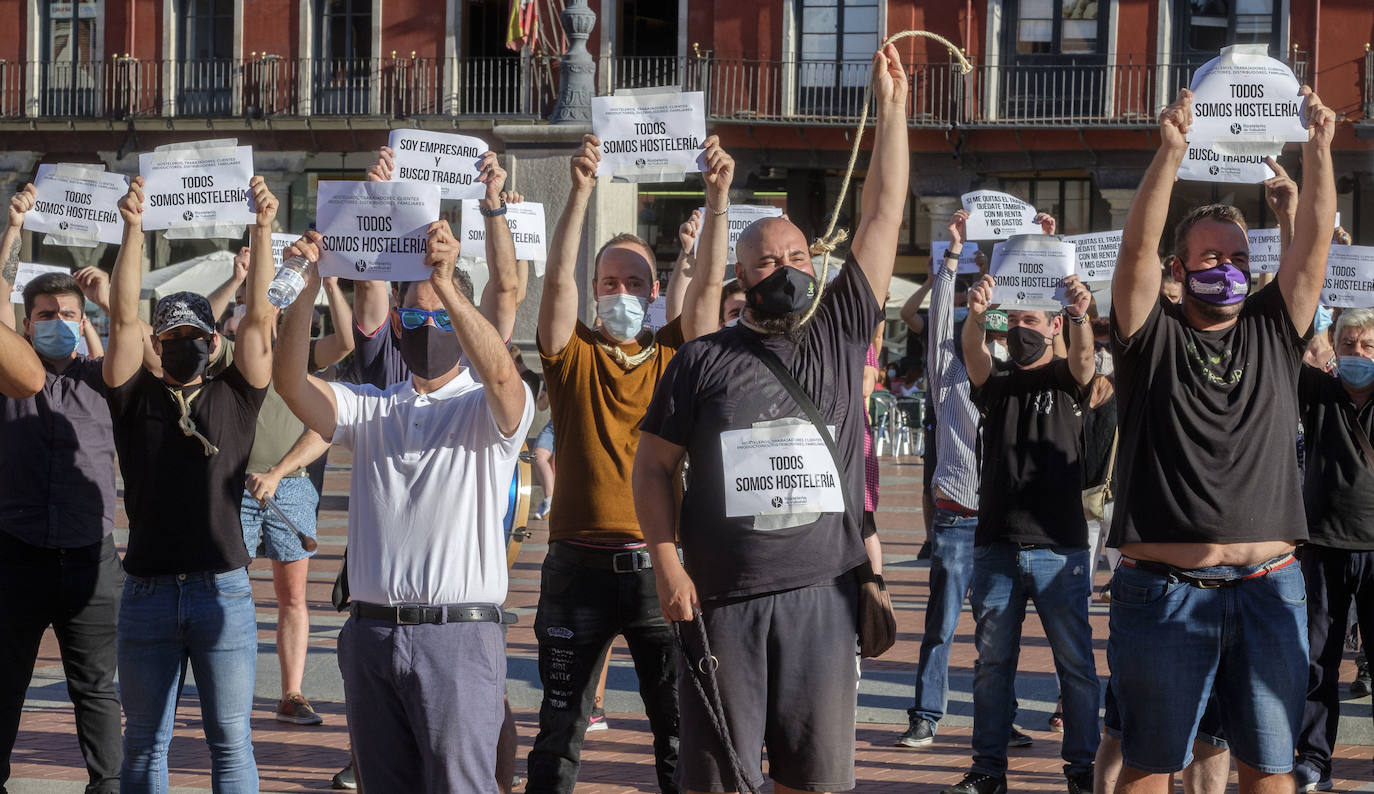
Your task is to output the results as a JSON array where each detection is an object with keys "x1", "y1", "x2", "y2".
[
  {"x1": 350, "y1": 602, "x2": 502, "y2": 625},
  {"x1": 1121, "y1": 554, "x2": 1297, "y2": 589},
  {"x1": 548, "y1": 541, "x2": 654, "y2": 573}
]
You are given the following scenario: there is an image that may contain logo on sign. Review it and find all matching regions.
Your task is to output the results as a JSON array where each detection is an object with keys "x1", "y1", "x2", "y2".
[
  {"x1": 58, "y1": 221, "x2": 69, "y2": 230},
  {"x1": 355, "y1": 260, "x2": 367, "y2": 273},
  {"x1": 1230, "y1": 123, "x2": 1243, "y2": 135},
  {"x1": 1017, "y1": 291, "x2": 1026, "y2": 301},
  {"x1": 1209, "y1": 165, "x2": 1220, "y2": 176},
  {"x1": 993, "y1": 228, "x2": 1002, "y2": 236},
  {"x1": 182, "y1": 210, "x2": 195, "y2": 222},
  {"x1": 635, "y1": 158, "x2": 647, "y2": 168},
  {"x1": 1330, "y1": 293, "x2": 1339, "y2": 303},
  {"x1": 771, "y1": 496, "x2": 783, "y2": 508}
]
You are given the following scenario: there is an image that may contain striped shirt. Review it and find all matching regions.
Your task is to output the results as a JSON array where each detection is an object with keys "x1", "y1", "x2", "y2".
[{"x1": 926, "y1": 265, "x2": 981, "y2": 511}]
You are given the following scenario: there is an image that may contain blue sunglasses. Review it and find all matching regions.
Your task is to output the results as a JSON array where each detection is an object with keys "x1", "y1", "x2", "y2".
[{"x1": 397, "y1": 307, "x2": 453, "y2": 331}]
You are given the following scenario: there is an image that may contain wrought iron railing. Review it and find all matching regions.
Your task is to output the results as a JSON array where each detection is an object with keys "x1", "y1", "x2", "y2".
[{"x1": 1365, "y1": 46, "x2": 1373, "y2": 122}]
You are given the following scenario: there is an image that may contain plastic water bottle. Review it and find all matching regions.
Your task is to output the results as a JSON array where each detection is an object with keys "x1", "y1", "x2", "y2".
[{"x1": 266, "y1": 255, "x2": 312, "y2": 309}]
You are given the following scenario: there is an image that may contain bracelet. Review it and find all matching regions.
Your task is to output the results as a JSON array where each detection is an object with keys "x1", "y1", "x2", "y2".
[
  {"x1": 705, "y1": 199, "x2": 728, "y2": 217},
  {"x1": 479, "y1": 203, "x2": 507, "y2": 218},
  {"x1": 1065, "y1": 311, "x2": 1089, "y2": 325},
  {"x1": 943, "y1": 247, "x2": 962, "y2": 260}
]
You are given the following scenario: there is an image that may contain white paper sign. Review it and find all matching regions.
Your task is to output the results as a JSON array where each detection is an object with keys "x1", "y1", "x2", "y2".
[
  {"x1": 458, "y1": 201, "x2": 548, "y2": 263},
  {"x1": 592, "y1": 90, "x2": 707, "y2": 182},
  {"x1": 1189, "y1": 44, "x2": 1307, "y2": 150},
  {"x1": 1246, "y1": 228, "x2": 1283, "y2": 274},
  {"x1": 25, "y1": 164, "x2": 127, "y2": 246},
  {"x1": 693, "y1": 204, "x2": 785, "y2": 262},
  {"x1": 270, "y1": 233, "x2": 299, "y2": 268},
  {"x1": 386, "y1": 129, "x2": 488, "y2": 201},
  {"x1": 930, "y1": 241, "x2": 982, "y2": 275},
  {"x1": 1177, "y1": 144, "x2": 1279, "y2": 183},
  {"x1": 961, "y1": 191, "x2": 1041, "y2": 240},
  {"x1": 9, "y1": 262, "x2": 70, "y2": 301},
  {"x1": 1063, "y1": 230, "x2": 1123, "y2": 282},
  {"x1": 1321, "y1": 245, "x2": 1374, "y2": 308},
  {"x1": 315, "y1": 181, "x2": 442, "y2": 281},
  {"x1": 720, "y1": 423, "x2": 845, "y2": 518},
  {"x1": 138, "y1": 143, "x2": 255, "y2": 234},
  {"x1": 990, "y1": 235, "x2": 1076, "y2": 310}
]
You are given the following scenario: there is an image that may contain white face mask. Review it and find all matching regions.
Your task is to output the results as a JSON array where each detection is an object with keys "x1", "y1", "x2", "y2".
[
  {"x1": 596, "y1": 293, "x2": 649, "y2": 342},
  {"x1": 989, "y1": 341, "x2": 1009, "y2": 362}
]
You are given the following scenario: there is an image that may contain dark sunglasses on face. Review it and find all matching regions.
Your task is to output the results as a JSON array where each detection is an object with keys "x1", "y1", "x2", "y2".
[{"x1": 398, "y1": 307, "x2": 453, "y2": 331}]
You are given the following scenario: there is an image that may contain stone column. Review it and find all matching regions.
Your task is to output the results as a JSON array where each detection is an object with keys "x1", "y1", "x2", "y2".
[
  {"x1": 1098, "y1": 188, "x2": 1136, "y2": 230},
  {"x1": 918, "y1": 195, "x2": 964, "y2": 249},
  {"x1": 550, "y1": 0, "x2": 597, "y2": 123}
]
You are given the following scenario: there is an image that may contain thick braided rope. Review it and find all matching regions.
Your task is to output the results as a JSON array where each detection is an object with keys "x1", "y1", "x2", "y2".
[
  {"x1": 802, "y1": 31, "x2": 973, "y2": 325},
  {"x1": 674, "y1": 611, "x2": 762, "y2": 794}
]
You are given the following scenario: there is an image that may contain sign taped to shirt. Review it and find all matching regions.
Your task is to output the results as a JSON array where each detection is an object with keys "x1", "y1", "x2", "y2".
[{"x1": 721, "y1": 420, "x2": 844, "y2": 521}]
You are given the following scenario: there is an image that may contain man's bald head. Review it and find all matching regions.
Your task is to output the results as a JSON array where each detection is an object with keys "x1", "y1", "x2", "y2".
[{"x1": 734, "y1": 216, "x2": 813, "y2": 289}]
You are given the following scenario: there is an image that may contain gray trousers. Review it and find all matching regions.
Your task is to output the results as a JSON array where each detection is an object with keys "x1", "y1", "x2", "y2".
[{"x1": 339, "y1": 615, "x2": 506, "y2": 794}]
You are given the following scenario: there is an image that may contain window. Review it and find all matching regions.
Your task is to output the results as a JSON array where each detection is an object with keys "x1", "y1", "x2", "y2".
[
  {"x1": 998, "y1": 178, "x2": 1099, "y2": 236},
  {"x1": 796, "y1": 0, "x2": 879, "y2": 115},
  {"x1": 1186, "y1": 0, "x2": 1276, "y2": 54},
  {"x1": 42, "y1": 0, "x2": 100, "y2": 115},
  {"x1": 179, "y1": 0, "x2": 234, "y2": 115},
  {"x1": 1014, "y1": 0, "x2": 1102, "y2": 56},
  {"x1": 314, "y1": 0, "x2": 371, "y2": 114}
]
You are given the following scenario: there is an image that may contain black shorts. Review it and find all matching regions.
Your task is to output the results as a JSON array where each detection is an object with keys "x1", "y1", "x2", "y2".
[{"x1": 677, "y1": 576, "x2": 860, "y2": 792}]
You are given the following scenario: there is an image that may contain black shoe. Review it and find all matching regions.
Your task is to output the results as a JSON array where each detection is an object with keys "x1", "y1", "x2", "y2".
[
  {"x1": 332, "y1": 762, "x2": 357, "y2": 790},
  {"x1": 917, "y1": 540, "x2": 933, "y2": 560},
  {"x1": 1352, "y1": 656, "x2": 1371, "y2": 698},
  {"x1": 896, "y1": 719, "x2": 936, "y2": 748},
  {"x1": 1008, "y1": 726, "x2": 1033, "y2": 748},
  {"x1": 940, "y1": 771, "x2": 1008, "y2": 794},
  {"x1": 1066, "y1": 767, "x2": 1094, "y2": 794}
]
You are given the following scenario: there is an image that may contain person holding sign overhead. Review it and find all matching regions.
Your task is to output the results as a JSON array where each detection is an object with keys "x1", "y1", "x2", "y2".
[
  {"x1": 525, "y1": 129, "x2": 734, "y2": 793},
  {"x1": 1106, "y1": 85, "x2": 1337, "y2": 792},
  {"x1": 633, "y1": 43, "x2": 908, "y2": 794},
  {"x1": 940, "y1": 271, "x2": 1098, "y2": 794},
  {"x1": 104, "y1": 174, "x2": 279, "y2": 792}
]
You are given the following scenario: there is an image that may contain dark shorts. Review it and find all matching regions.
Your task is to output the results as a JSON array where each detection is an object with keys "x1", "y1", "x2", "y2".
[
  {"x1": 677, "y1": 576, "x2": 859, "y2": 793},
  {"x1": 1104, "y1": 680, "x2": 1228, "y2": 749}
]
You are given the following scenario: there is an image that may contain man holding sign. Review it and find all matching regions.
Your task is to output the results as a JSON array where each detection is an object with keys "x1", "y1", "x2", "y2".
[
  {"x1": 104, "y1": 173, "x2": 279, "y2": 791},
  {"x1": 634, "y1": 44, "x2": 908, "y2": 794},
  {"x1": 526, "y1": 128, "x2": 733, "y2": 792},
  {"x1": 943, "y1": 272, "x2": 1098, "y2": 794},
  {"x1": 1106, "y1": 86, "x2": 1337, "y2": 791}
]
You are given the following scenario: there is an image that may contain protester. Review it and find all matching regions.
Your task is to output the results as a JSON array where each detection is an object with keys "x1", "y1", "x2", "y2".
[
  {"x1": 633, "y1": 43, "x2": 909, "y2": 794},
  {"x1": 1294, "y1": 308, "x2": 1374, "y2": 790},
  {"x1": 897, "y1": 209, "x2": 1052, "y2": 750},
  {"x1": 1106, "y1": 86, "x2": 1336, "y2": 790},
  {"x1": 0, "y1": 187, "x2": 121, "y2": 794},
  {"x1": 938, "y1": 272, "x2": 1098, "y2": 794},
  {"x1": 103, "y1": 175, "x2": 277, "y2": 791},
  {"x1": 720, "y1": 280, "x2": 746, "y2": 327},
  {"x1": 522, "y1": 129, "x2": 730, "y2": 793}
]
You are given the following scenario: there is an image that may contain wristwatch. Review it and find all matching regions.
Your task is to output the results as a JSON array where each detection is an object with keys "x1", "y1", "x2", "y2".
[
  {"x1": 943, "y1": 247, "x2": 962, "y2": 260},
  {"x1": 479, "y1": 203, "x2": 507, "y2": 218}
]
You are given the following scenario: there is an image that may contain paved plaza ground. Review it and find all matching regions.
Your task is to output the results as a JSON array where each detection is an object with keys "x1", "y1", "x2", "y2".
[{"x1": 9, "y1": 449, "x2": 1373, "y2": 792}]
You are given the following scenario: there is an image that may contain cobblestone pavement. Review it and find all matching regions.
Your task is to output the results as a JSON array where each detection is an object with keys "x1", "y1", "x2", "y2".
[{"x1": 10, "y1": 450, "x2": 1372, "y2": 792}]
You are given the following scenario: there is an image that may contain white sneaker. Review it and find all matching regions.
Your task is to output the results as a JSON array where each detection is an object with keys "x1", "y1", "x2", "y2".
[{"x1": 534, "y1": 498, "x2": 551, "y2": 520}]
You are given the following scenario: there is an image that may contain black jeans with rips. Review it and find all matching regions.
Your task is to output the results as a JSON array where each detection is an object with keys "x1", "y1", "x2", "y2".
[
  {"x1": 0, "y1": 532, "x2": 123, "y2": 794},
  {"x1": 526, "y1": 543, "x2": 679, "y2": 794}
]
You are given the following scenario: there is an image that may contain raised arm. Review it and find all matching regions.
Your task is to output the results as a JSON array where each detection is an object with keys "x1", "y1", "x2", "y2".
[
  {"x1": 961, "y1": 274, "x2": 996, "y2": 388},
  {"x1": 0, "y1": 322, "x2": 43, "y2": 398},
  {"x1": 207, "y1": 246, "x2": 249, "y2": 322},
  {"x1": 476, "y1": 154, "x2": 520, "y2": 342},
  {"x1": 272, "y1": 240, "x2": 338, "y2": 439},
  {"x1": 927, "y1": 211, "x2": 968, "y2": 397},
  {"x1": 1062, "y1": 275, "x2": 1095, "y2": 386},
  {"x1": 232, "y1": 177, "x2": 279, "y2": 389},
  {"x1": 1255, "y1": 157, "x2": 1299, "y2": 289},
  {"x1": 0, "y1": 184, "x2": 36, "y2": 330},
  {"x1": 681, "y1": 137, "x2": 734, "y2": 341},
  {"x1": 104, "y1": 178, "x2": 150, "y2": 389},
  {"x1": 74, "y1": 266, "x2": 161, "y2": 375},
  {"x1": 1113, "y1": 89, "x2": 1190, "y2": 338},
  {"x1": 538, "y1": 134, "x2": 598, "y2": 356},
  {"x1": 1276, "y1": 87, "x2": 1338, "y2": 335},
  {"x1": 309, "y1": 276, "x2": 355, "y2": 370},
  {"x1": 848, "y1": 43, "x2": 909, "y2": 302},
  {"x1": 899, "y1": 276, "x2": 935, "y2": 335},
  {"x1": 357, "y1": 147, "x2": 400, "y2": 334},
  {"x1": 664, "y1": 209, "x2": 701, "y2": 323},
  {"x1": 427, "y1": 220, "x2": 527, "y2": 435},
  {"x1": 634, "y1": 431, "x2": 695, "y2": 622}
]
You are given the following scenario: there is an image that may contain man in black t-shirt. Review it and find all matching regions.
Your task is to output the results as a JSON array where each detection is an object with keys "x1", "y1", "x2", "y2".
[
  {"x1": 1106, "y1": 87, "x2": 1337, "y2": 790},
  {"x1": 1294, "y1": 309, "x2": 1374, "y2": 790},
  {"x1": 635, "y1": 44, "x2": 908, "y2": 794},
  {"x1": 103, "y1": 175, "x2": 278, "y2": 791},
  {"x1": 937, "y1": 274, "x2": 1098, "y2": 794}
]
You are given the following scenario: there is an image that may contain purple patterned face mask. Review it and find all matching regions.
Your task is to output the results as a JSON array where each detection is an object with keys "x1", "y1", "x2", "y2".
[{"x1": 1185, "y1": 262, "x2": 1250, "y2": 306}]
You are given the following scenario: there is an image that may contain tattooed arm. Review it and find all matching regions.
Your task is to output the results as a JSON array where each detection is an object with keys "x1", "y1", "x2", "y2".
[{"x1": 0, "y1": 185, "x2": 36, "y2": 330}]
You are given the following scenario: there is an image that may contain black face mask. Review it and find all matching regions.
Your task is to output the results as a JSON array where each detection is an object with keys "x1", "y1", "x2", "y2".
[
  {"x1": 400, "y1": 324, "x2": 462, "y2": 379},
  {"x1": 1006, "y1": 325, "x2": 1050, "y2": 368},
  {"x1": 745, "y1": 266, "x2": 818, "y2": 318},
  {"x1": 160, "y1": 337, "x2": 210, "y2": 383}
]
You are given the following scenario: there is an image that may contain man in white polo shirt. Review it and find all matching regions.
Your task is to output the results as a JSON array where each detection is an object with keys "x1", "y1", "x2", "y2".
[{"x1": 271, "y1": 224, "x2": 533, "y2": 793}]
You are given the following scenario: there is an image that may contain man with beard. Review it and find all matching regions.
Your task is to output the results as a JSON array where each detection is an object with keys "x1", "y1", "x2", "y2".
[
  {"x1": 632, "y1": 44, "x2": 908, "y2": 794},
  {"x1": 1106, "y1": 86, "x2": 1336, "y2": 792}
]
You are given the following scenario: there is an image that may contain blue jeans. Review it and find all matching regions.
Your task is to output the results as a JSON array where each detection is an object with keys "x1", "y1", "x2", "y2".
[
  {"x1": 1109, "y1": 556, "x2": 1307, "y2": 774},
  {"x1": 118, "y1": 569, "x2": 259, "y2": 793},
  {"x1": 970, "y1": 543, "x2": 1098, "y2": 777},
  {"x1": 908, "y1": 509, "x2": 976, "y2": 727}
]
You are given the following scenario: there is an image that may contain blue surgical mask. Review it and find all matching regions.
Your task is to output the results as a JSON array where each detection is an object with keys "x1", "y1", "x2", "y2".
[
  {"x1": 596, "y1": 294, "x2": 649, "y2": 342},
  {"x1": 1314, "y1": 305, "x2": 1334, "y2": 334},
  {"x1": 1339, "y1": 356, "x2": 1374, "y2": 389},
  {"x1": 31, "y1": 318, "x2": 80, "y2": 359}
]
